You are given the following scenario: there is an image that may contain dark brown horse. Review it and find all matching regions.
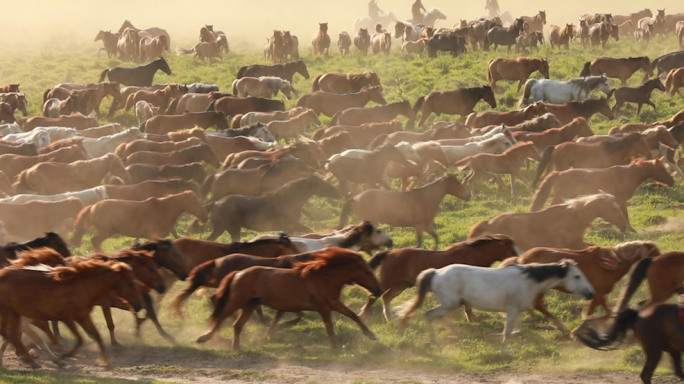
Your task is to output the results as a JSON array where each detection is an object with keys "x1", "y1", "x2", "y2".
[
  {"x1": 612, "y1": 78, "x2": 666, "y2": 116},
  {"x1": 484, "y1": 18, "x2": 525, "y2": 51},
  {"x1": 543, "y1": 98, "x2": 614, "y2": 125},
  {"x1": 141, "y1": 112, "x2": 229, "y2": 134},
  {"x1": 310, "y1": 71, "x2": 381, "y2": 94},
  {"x1": 236, "y1": 60, "x2": 310, "y2": 83},
  {"x1": 0, "y1": 232, "x2": 72, "y2": 262},
  {"x1": 580, "y1": 57, "x2": 653, "y2": 85},
  {"x1": 126, "y1": 163, "x2": 206, "y2": 184},
  {"x1": 488, "y1": 58, "x2": 549, "y2": 92},
  {"x1": 413, "y1": 86, "x2": 496, "y2": 127},
  {"x1": 330, "y1": 100, "x2": 415, "y2": 126},
  {"x1": 0, "y1": 103, "x2": 15, "y2": 124},
  {"x1": 296, "y1": 86, "x2": 387, "y2": 117}
]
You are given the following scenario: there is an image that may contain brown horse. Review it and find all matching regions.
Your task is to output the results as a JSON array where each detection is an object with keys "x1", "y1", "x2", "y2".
[
  {"x1": 488, "y1": 58, "x2": 550, "y2": 92},
  {"x1": 533, "y1": 132, "x2": 652, "y2": 185},
  {"x1": 483, "y1": 18, "x2": 525, "y2": 52},
  {"x1": 0, "y1": 260, "x2": 143, "y2": 368},
  {"x1": 0, "y1": 93, "x2": 29, "y2": 116},
  {"x1": 222, "y1": 141, "x2": 324, "y2": 170},
  {"x1": 470, "y1": 193, "x2": 629, "y2": 250},
  {"x1": 0, "y1": 145, "x2": 88, "y2": 181},
  {"x1": 52, "y1": 82, "x2": 121, "y2": 118},
  {"x1": 504, "y1": 241, "x2": 659, "y2": 334},
  {"x1": 338, "y1": 31, "x2": 352, "y2": 57},
  {"x1": 0, "y1": 103, "x2": 15, "y2": 123},
  {"x1": 311, "y1": 71, "x2": 381, "y2": 94},
  {"x1": 72, "y1": 191, "x2": 208, "y2": 250},
  {"x1": 22, "y1": 115, "x2": 98, "y2": 132},
  {"x1": 354, "y1": 29, "x2": 372, "y2": 55},
  {"x1": 612, "y1": 78, "x2": 666, "y2": 116},
  {"x1": 115, "y1": 137, "x2": 202, "y2": 158},
  {"x1": 266, "y1": 110, "x2": 322, "y2": 142},
  {"x1": 43, "y1": 88, "x2": 95, "y2": 115},
  {"x1": 549, "y1": 24, "x2": 575, "y2": 50},
  {"x1": 543, "y1": 98, "x2": 614, "y2": 125},
  {"x1": 175, "y1": 92, "x2": 232, "y2": 114},
  {"x1": 589, "y1": 22, "x2": 620, "y2": 49},
  {"x1": 126, "y1": 163, "x2": 206, "y2": 184},
  {"x1": 42, "y1": 96, "x2": 79, "y2": 117},
  {"x1": 141, "y1": 112, "x2": 229, "y2": 134},
  {"x1": 531, "y1": 158, "x2": 673, "y2": 230},
  {"x1": 505, "y1": 113, "x2": 562, "y2": 133},
  {"x1": 124, "y1": 84, "x2": 187, "y2": 112},
  {"x1": 202, "y1": 157, "x2": 313, "y2": 202},
  {"x1": 330, "y1": 100, "x2": 415, "y2": 126},
  {"x1": 454, "y1": 142, "x2": 541, "y2": 195},
  {"x1": 665, "y1": 67, "x2": 684, "y2": 95},
  {"x1": 371, "y1": 31, "x2": 392, "y2": 55},
  {"x1": 580, "y1": 57, "x2": 653, "y2": 86},
  {"x1": 465, "y1": 102, "x2": 547, "y2": 128},
  {"x1": 0, "y1": 84, "x2": 20, "y2": 93},
  {"x1": 124, "y1": 143, "x2": 219, "y2": 167},
  {"x1": 312, "y1": 120, "x2": 403, "y2": 148},
  {"x1": 208, "y1": 96, "x2": 285, "y2": 117},
  {"x1": 521, "y1": 10, "x2": 546, "y2": 32},
  {"x1": 514, "y1": 117, "x2": 594, "y2": 152},
  {"x1": 14, "y1": 154, "x2": 129, "y2": 195},
  {"x1": 195, "y1": 248, "x2": 381, "y2": 349},
  {"x1": 413, "y1": 86, "x2": 497, "y2": 127},
  {"x1": 312, "y1": 22, "x2": 331, "y2": 56},
  {"x1": 317, "y1": 132, "x2": 360, "y2": 157},
  {"x1": 236, "y1": 60, "x2": 310, "y2": 84},
  {"x1": 358, "y1": 236, "x2": 518, "y2": 321},
  {"x1": 340, "y1": 174, "x2": 471, "y2": 248},
  {"x1": 105, "y1": 179, "x2": 197, "y2": 201},
  {"x1": 199, "y1": 176, "x2": 340, "y2": 242},
  {"x1": 296, "y1": 86, "x2": 387, "y2": 117},
  {"x1": 139, "y1": 35, "x2": 168, "y2": 62},
  {"x1": 386, "y1": 123, "x2": 470, "y2": 145},
  {"x1": 0, "y1": 141, "x2": 37, "y2": 157}
]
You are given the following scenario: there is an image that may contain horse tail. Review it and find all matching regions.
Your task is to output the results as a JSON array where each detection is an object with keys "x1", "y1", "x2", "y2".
[
  {"x1": 499, "y1": 256, "x2": 520, "y2": 267},
  {"x1": 532, "y1": 145, "x2": 555, "y2": 186},
  {"x1": 176, "y1": 47, "x2": 195, "y2": 55},
  {"x1": 99, "y1": 69, "x2": 109, "y2": 83},
  {"x1": 124, "y1": 94, "x2": 136, "y2": 111},
  {"x1": 71, "y1": 206, "x2": 93, "y2": 247},
  {"x1": 200, "y1": 175, "x2": 215, "y2": 199},
  {"x1": 518, "y1": 79, "x2": 535, "y2": 107},
  {"x1": 530, "y1": 171, "x2": 559, "y2": 211},
  {"x1": 329, "y1": 111, "x2": 341, "y2": 126},
  {"x1": 467, "y1": 220, "x2": 489, "y2": 239},
  {"x1": 413, "y1": 96, "x2": 425, "y2": 114},
  {"x1": 205, "y1": 100, "x2": 216, "y2": 112},
  {"x1": 208, "y1": 270, "x2": 239, "y2": 328},
  {"x1": 231, "y1": 79, "x2": 238, "y2": 96},
  {"x1": 368, "y1": 250, "x2": 390, "y2": 270},
  {"x1": 338, "y1": 199, "x2": 353, "y2": 229},
  {"x1": 612, "y1": 258, "x2": 652, "y2": 316},
  {"x1": 464, "y1": 112, "x2": 477, "y2": 128},
  {"x1": 310, "y1": 74, "x2": 323, "y2": 92},
  {"x1": 236, "y1": 66, "x2": 247, "y2": 79},
  {"x1": 579, "y1": 61, "x2": 591, "y2": 77},
  {"x1": 397, "y1": 268, "x2": 436, "y2": 320},
  {"x1": 486, "y1": 60, "x2": 494, "y2": 86},
  {"x1": 171, "y1": 260, "x2": 216, "y2": 318}
]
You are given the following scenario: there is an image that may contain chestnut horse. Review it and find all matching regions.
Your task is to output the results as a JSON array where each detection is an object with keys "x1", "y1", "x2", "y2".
[
  {"x1": 311, "y1": 23, "x2": 331, "y2": 56},
  {"x1": 124, "y1": 143, "x2": 220, "y2": 167},
  {"x1": 296, "y1": 86, "x2": 387, "y2": 117},
  {"x1": 469, "y1": 193, "x2": 629, "y2": 250},
  {"x1": 195, "y1": 248, "x2": 381, "y2": 350},
  {"x1": 588, "y1": 22, "x2": 620, "y2": 49},
  {"x1": 207, "y1": 96, "x2": 285, "y2": 117},
  {"x1": 310, "y1": 71, "x2": 381, "y2": 94},
  {"x1": 142, "y1": 112, "x2": 229, "y2": 134},
  {"x1": 105, "y1": 179, "x2": 197, "y2": 201},
  {"x1": 665, "y1": 67, "x2": 684, "y2": 96},
  {"x1": 580, "y1": 56, "x2": 653, "y2": 85},
  {"x1": 542, "y1": 98, "x2": 614, "y2": 125},
  {"x1": 0, "y1": 93, "x2": 29, "y2": 116},
  {"x1": 413, "y1": 86, "x2": 497, "y2": 127},
  {"x1": 612, "y1": 78, "x2": 666, "y2": 116},
  {"x1": 72, "y1": 191, "x2": 208, "y2": 250},
  {"x1": 126, "y1": 163, "x2": 206, "y2": 184},
  {"x1": 548, "y1": 24, "x2": 575, "y2": 50},
  {"x1": 513, "y1": 117, "x2": 594, "y2": 152},
  {"x1": 487, "y1": 58, "x2": 550, "y2": 92},
  {"x1": 358, "y1": 235, "x2": 518, "y2": 321},
  {"x1": 115, "y1": 137, "x2": 203, "y2": 158},
  {"x1": 312, "y1": 120, "x2": 403, "y2": 148},
  {"x1": 330, "y1": 100, "x2": 415, "y2": 126},
  {"x1": 465, "y1": 102, "x2": 547, "y2": 128},
  {"x1": 0, "y1": 145, "x2": 88, "y2": 181},
  {"x1": 222, "y1": 141, "x2": 324, "y2": 170},
  {"x1": 340, "y1": 174, "x2": 471, "y2": 248}
]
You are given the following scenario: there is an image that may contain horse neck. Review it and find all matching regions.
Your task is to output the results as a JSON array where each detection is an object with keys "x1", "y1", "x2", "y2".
[
  {"x1": 306, "y1": 264, "x2": 357, "y2": 292},
  {"x1": 616, "y1": 164, "x2": 654, "y2": 195},
  {"x1": 415, "y1": 180, "x2": 450, "y2": 215},
  {"x1": 570, "y1": 203, "x2": 604, "y2": 228},
  {"x1": 321, "y1": 232, "x2": 359, "y2": 250},
  {"x1": 155, "y1": 194, "x2": 192, "y2": 220}
]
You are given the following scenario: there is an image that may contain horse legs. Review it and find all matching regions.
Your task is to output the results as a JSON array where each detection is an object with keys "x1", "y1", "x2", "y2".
[
  {"x1": 266, "y1": 310, "x2": 286, "y2": 337},
  {"x1": 618, "y1": 199, "x2": 635, "y2": 232},
  {"x1": 1, "y1": 312, "x2": 39, "y2": 369},
  {"x1": 255, "y1": 306, "x2": 268, "y2": 325},
  {"x1": 645, "y1": 100, "x2": 657, "y2": 112},
  {"x1": 318, "y1": 309, "x2": 339, "y2": 349},
  {"x1": 423, "y1": 302, "x2": 454, "y2": 344},
  {"x1": 100, "y1": 304, "x2": 121, "y2": 347},
  {"x1": 427, "y1": 228, "x2": 439, "y2": 250},
  {"x1": 140, "y1": 291, "x2": 176, "y2": 345},
  {"x1": 59, "y1": 320, "x2": 83, "y2": 359},
  {"x1": 21, "y1": 320, "x2": 64, "y2": 367},
  {"x1": 533, "y1": 294, "x2": 568, "y2": 333},
  {"x1": 91, "y1": 232, "x2": 108, "y2": 252},
  {"x1": 501, "y1": 309, "x2": 520, "y2": 355},
  {"x1": 330, "y1": 301, "x2": 377, "y2": 341},
  {"x1": 640, "y1": 346, "x2": 662, "y2": 384},
  {"x1": 670, "y1": 351, "x2": 684, "y2": 379},
  {"x1": 232, "y1": 304, "x2": 257, "y2": 350},
  {"x1": 358, "y1": 291, "x2": 382, "y2": 321},
  {"x1": 636, "y1": 103, "x2": 643, "y2": 116},
  {"x1": 415, "y1": 228, "x2": 424, "y2": 249},
  {"x1": 381, "y1": 285, "x2": 409, "y2": 322},
  {"x1": 76, "y1": 316, "x2": 109, "y2": 367}
]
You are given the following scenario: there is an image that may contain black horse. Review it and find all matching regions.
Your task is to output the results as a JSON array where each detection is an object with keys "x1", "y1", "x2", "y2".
[
  {"x1": 99, "y1": 57, "x2": 172, "y2": 87},
  {"x1": 427, "y1": 32, "x2": 468, "y2": 58},
  {"x1": 484, "y1": 18, "x2": 525, "y2": 51},
  {"x1": 653, "y1": 51, "x2": 684, "y2": 76},
  {"x1": 236, "y1": 60, "x2": 310, "y2": 83}
]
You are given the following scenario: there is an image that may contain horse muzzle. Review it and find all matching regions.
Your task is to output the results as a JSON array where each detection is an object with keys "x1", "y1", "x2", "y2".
[
  {"x1": 370, "y1": 287, "x2": 383, "y2": 297},
  {"x1": 132, "y1": 302, "x2": 144, "y2": 312},
  {"x1": 583, "y1": 290, "x2": 596, "y2": 300},
  {"x1": 385, "y1": 239, "x2": 394, "y2": 248},
  {"x1": 155, "y1": 284, "x2": 166, "y2": 294}
]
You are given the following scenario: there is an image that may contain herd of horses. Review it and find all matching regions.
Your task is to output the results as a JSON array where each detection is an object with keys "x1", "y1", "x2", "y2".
[{"x1": 3, "y1": 5, "x2": 684, "y2": 384}]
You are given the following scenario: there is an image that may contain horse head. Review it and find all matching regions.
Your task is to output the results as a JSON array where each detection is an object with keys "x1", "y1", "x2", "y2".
[
  {"x1": 443, "y1": 174, "x2": 471, "y2": 201},
  {"x1": 539, "y1": 10, "x2": 547, "y2": 24},
  {"x1": 319, "y1": 23, "x2": 329, "y2": 33},
  {"x1": 557, "y1": 259, "x2": 595, "y2": 299}
]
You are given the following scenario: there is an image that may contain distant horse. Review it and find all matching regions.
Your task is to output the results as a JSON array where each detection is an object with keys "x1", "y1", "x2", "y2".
[
  {"x1": 42, "y1": 96, "x2": 79, "y2": 118},
  {"x1": 117, "y1": 28, "x2": 140, "y2": 61},
  {"x1": 407, "y1": 8, "x2": 447, "y2": 28},
  {"x1": 548, "y1": 24, "x2": 574, "y2": 50},
  {"x1": 426, "y1": 31, "x2": 467, "y2": 58},
  {"x1": 177, "y1": 36, "x2": 228, "y2": 63},
  {"x1": 521, "y1": 10, "x2": 546, "y2": 32},
  {"x1": 519, "y1": 75, "x2": 612, "y2": 106},
  {"x1": 94, "y1": 30, "x2": 120, "y2": 59},
  {"x1": 139, "y1": 35, "x2": 168, "y2": 62},
  {"x1": 580, "y1": 57, "x2": 653, "y2": 86},
  {"x1": 232, "y1": 77, "x2": 294, "y2": 99},
  {"x1": 99, "y1": 58, "x2": 172, "y2": 87},
  {"x1": 330, "y1": 100, "x2": 415, "y2": 126},
  {"x1": 543, "y1": 98, "x2": 615, "y2": 125},
  {"x1": 0, "y1": 93, "x2": 29, "y2": 116},
  {"x1": 0, "y1": 84, "x2": 19, "y2": 93},
  {"x1": 312, "y1": 23, "x2": 331, "y2": 56},
  {"x1": 665, "y1": 67, "x2": 684, "y2": 95},
  {"x1": 589, "y1": 22, "x2": 619, "y2": 49},
  {"x1": 414, "y1": 86, "x2": 496, "y2": 127},
  {"x1": 371, "y1": 30, "x2": 392, "y2": 55},
  {"x1": 118, "y1": 20, "x2": 170, "y2": 50},
  {"x1": 484, "y1": 18, "x2": 525, "y2": 51},
  {"x1": 236, "y1": 60, "x2": 310, "y2": 83},
  {"x1": 311, "y1": 71, "x2": 381, "y2": 94},
  {"x1": 338, "y1": 31, "x2": 352, "y2": 57},
  {"x1": 354, "y1": 28, "x2": 372, "y2": 55},
  {"x1": 297, "y1": 86, "x2": 386, "y2": 117},
  {"x1": 612, "y1": 78, "x2": 666, "y2": 116}
]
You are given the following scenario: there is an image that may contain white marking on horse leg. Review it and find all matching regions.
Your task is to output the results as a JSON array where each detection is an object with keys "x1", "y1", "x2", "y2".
[{"x1": 501, "y1": 309, "x2": 519, "y2": 355}]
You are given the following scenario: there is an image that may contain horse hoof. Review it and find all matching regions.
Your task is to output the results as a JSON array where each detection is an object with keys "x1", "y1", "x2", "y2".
[
  {"x1": 365, "y1": 332, "x2": 378, "y2": 341},
  {"x1": 196, "y1": 333, "x2": 212, "y2": 344},
  {"x1": 21, "y1": 357, "x2": 41, "y2": 370},
  {"x1": 54, "y1": 359, "x2": 67, "y2": 368}
]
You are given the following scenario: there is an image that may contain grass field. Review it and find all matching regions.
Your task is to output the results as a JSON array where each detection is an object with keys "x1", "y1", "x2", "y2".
[{"x1": 1, "y1": 25, "x2": 684, "y2": 383}]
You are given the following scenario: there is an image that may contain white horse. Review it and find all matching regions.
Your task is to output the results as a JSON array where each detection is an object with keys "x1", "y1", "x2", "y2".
[
  {"x1": 437, "y1": 133, "x2": 514, "y2": 164},
  {"x1": 519, "y1": 75, "x2": 613, "y2": 106},
  {"x1": 0, "y1": 186, "x2": 108, "y2": 206},
  {"x1": 2, "y1": 129, "x2": 50, "y2": 148},
  {"x1": 354, "y1": 12, "x2": 399, "y2": 33},
  {"x1": 436, "y1": 125, "x2": 509, "y2": 145},
  {"x1": 329, "y1": 141, "x2": 422, "y2": 164},
  {"x1": 81, "y1": 128, "x2": 144, "y2": 157},
  {"x1": 0, "y1": 123, "x2": 22, "y2": 136},
  {"x1": 208, "y1": 123, "x2": 275, "y2": 142},
  {"x1": 397, "y1": 259, "x2": 595, "y2": 354},
  {"x1": 35, "y1": 127, "x2": 78, "y2": 142},
  {"x1": 240, "y1": 107, "x2": 306, "y2": 127}
]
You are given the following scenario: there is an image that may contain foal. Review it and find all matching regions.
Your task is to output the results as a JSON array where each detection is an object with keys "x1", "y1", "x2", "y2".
[{"x1": 612, "y1": 78, "x2": 666, "y2": 116}]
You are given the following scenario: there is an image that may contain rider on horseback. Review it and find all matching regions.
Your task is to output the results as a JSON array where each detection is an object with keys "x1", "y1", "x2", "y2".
[
  {"x1": 485, "y1": 0, "x2": 500, "y2": 18},
  {"x1": 368, "y1": 0, "x2": 385, "y2": 21},
  {"x1": 412, "y1": 0, "x2": 426, "y2": 25}
]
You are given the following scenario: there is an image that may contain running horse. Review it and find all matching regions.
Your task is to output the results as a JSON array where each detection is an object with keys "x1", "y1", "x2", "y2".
[
  {"x1": 0, "y1": 93, "x2": 29, "y2": 117},
  {"x1": 296, "y1": 86, "x2": 386, "y2": 118},
  {"x1": 99, "y1": 58, "x2": 172, "y2": 87},
  {"x1": 548, "y1": 24, "x2": 574, "y2": 50},
  {"x1": 330, "y1": 100, "x2": 415, "y2": 126},
  {"x1": 311, "y1": 23, "x2": 331, "y2": 56},
  {"x1": 236, "y1": 60, "x2": 310, "y2": 83},
  {"x1": 413, "y1": 86, "x2": 496, "y2": 127},
  {"x1": 519, "y1": 75, "x2": 612, "y2": 106},
  {"x1": 589, "y1": 22, "x2": 619, "y2": 49},
  {"x1": 521, "y1": 10, "x2": 546, "y2": 32},
  {"x1": 310, "y1": 71, "x2": 381, "y2": 94},
  {"x1": 483, "y1": 18, "x2": 524, "y2": 52},
  {"x1": 542, "y1": 98, "x2": 615, "y2": 125},
  {"x1": 118, "y1": 20, "x2": 170, "y2": 50},
  {"x1": 580, "y1": 57, "x2": 653, "y2": 86},
  {"x1": 487, "y1": 58, "x2": 549, "y2": 92}
]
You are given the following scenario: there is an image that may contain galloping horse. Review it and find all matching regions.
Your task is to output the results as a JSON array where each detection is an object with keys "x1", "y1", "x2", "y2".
[
  {"x1": 548, "y1": 24, "x2": 574, "y2": 50},
  {"x1": 488, "y1": 58, "x2": 549, "y2": 92},
  {"x1": 119, "y1": 20, "x2": 170, "y2": 50},
  {"x1": 312, "y1": 23, "x2": 331, "y2": 56},
  {"x1": 297, "y1": 86, "x2": 386, "y2": 117},
  {"x1": 413, "y1": 86, "x2": 496, "y2": 127},
  {"x1": 99, "y1": 58, "x2": 172, "y2": 87},
  {"x1": 519, "y1": 75, "x2": 612, "y2": 106},
  {"x1": 580, "y1": 57, "x2": 653, "y2": 85},
  {"x1": 236, "y1": 61, "x2": 310, "y2": 83}
]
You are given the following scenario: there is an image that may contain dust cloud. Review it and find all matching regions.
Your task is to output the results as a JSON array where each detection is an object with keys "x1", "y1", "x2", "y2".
[{"x1": 3, "y1": 0, "x2": 682, "y2": 51}]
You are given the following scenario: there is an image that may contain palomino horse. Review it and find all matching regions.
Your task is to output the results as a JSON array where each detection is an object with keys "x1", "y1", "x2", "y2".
[
  {"x1": 580, "y1": 57, "x2": 653, "y2": 85},
  {"x1": 466, "y1": 102, "x2": 547, "y2": 128},
  {"x1": 175, "y1": 92, "x2": 232, "y2": 114},
  {"x1": 503, "y1": 241, "x2": 659, "y2": 335},
  {"x1": 237, "y1": 61, "x2": 310, "y2": 84},
  {"x1": 312, "y1": 23, "x2": 331, "y2": 56},
  {"x1": 612, "y1": 78, "x2": 666, "y2": 116},
  {"x1": 533, "y1": 132, "x2": 652, "y2": 185},
  {"x1": 0, "y1": 260, "x2": 143, "y2": 368},
  {"x1": 514, "y1": 117, "x2": 594, "y2": 152},
  {"x1": 469, "y1": 193, "x2": 630, "y2": 250},
  {"x1": 330, "y1": 100, "x2": 415, "y2": 126},
  {"x1": 99, "y1": 58, "x2": 172, "y2": 87},
  {"x1": 340, "y1": 174, "x2": 471, "y2": 248},
  {"x1": 548, "y1": 24, "x2": 574, "y2": 50},
  {"x1": 72, "y1": 191, "x2": 208, "y2": 250},
  {"x1": 543, "y1": 98, "x2": 615, "y2": 125},
  {"x1": 119, "y1": 20, "x2": 170, "y2": 50},
  {"x1": 199, "y1": 176, "x2": 340, "y2": 242},
  {"x1": 311, "y1": 71, "x2": 381, "y2": 94},
  {"x1": 413, "y1": 86, "x2": 496, "y2": 127},
  {"x1": 487, "y1": 58, "x2": 549, "y2": 92},
  {"x1": 297, "y1": 85, "x2": 386, "y2": 117},
  {"x1": 195, "y1": 248, "x2": 382, "y2": 349},
  {"x1": 398, "y1": 259, "x2": 594, "y2": 354},
  {"x1": 0, "y1": 93, "x2": 29, "y2": 116},
  {"x1": 519, "y1": 75, "x2": 612, "y2": 106},
  {"x1": 232, "y1": 77, "x2": 294, "y2": 99},
  {"x1": 358, "y1": 235, "x2": 518, "y2": 321},
  {"x1": 139, "y1": 35, "x2": 169, "y2": 62},
  {"x1": 589, "y1": 22, "x2": 619, "y2": 49}
]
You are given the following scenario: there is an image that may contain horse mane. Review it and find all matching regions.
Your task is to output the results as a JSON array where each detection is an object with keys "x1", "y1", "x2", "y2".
[
  {"x1": 514, "y1": 262, "x2": 570, "y2": 282},
  {"x1": 601, "y1": 132, "x2": 641, "y2": 153},
  {"x1": 12, "y1": 248, "x2": 67, "y2": 268},
  {"x1": 294, "y1": 247, "x2": 365, "y2": 277},
  {"x1": 226, "y1": 234, "x2": 292, "y2": 253},
  {"x1": 446, "y1": 235, "x2": 514, "y2": 251},
  {"x1": 339, "y1": 221, "x2": 374, "y2": 248},
  {"x1": 51, "y1": 260, "x2": 132, "y2": 282}
]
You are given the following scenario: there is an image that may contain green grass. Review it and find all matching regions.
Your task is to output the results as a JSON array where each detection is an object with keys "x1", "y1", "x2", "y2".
[
  {"x1": 0, "y1": 369, "x2": 180, "y2": 384},
  {"x1": 1, "y1": 31, "x2": 684, "y2": 381}
]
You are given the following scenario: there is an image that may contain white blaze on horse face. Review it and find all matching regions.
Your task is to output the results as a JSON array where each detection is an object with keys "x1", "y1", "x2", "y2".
[{"x1": 560, "y1": 264, "x2": 595, "y2": 299}]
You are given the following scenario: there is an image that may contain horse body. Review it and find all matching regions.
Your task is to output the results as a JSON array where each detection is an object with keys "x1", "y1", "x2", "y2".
[
  {"x1": 548, "y1": 24, "x2": 574, "y2": 50},
  {"x1": 237, "y1": 61, "x2": 309, "y2": 84},
  {"x1": 520, "y1": 75, "x2": 612, "y2": 106},
  {"x1": 0, "y1": 186, "x2": 108, "y2": 206},
  {"x1": 514, "y1": 117, "x2": 593, "y2": 152},
  {"x1": 612, "y1": 79, "x2": 666, "y2": 116},
  {"x1": 371, "y1": 31, "x2": 392, "y2": 55},
  {"x1": 311, "y1": 71, "x2": 381, "y2": 94},
  {"x1": 580, "y1": 57, "x2": 653, "y2": 86},
  {"x1": 312, "y1": 23, "x2": 331, "y2": 56},
  {"x1": 0, "y1": 199, "x2": 84, "y2": 240},
  {"x1": 81, "y1": 128, "x2": 145, "y2": 158},
  {"x1": 484, "y1": 18, "x2": 524, "y2": 52},
  {"x1": 330, "y1": 100, "x2": 415, "y2": 126},
  {"x1": 542, "y1": 98, "x2": 614, "y2": 125},
  {"x1": 232, "y1": 77, "x2": 293, "y2": 99},
  {"x1": 466, "y1": 102, "x2": 548, "y2": 128},
  {"x1": 589, "y1": 22, "x2": 619, "y2": 49},
  {"x1": 297, "y1": 86, "x2": 386, "y2": 117},
  {"x1": 488, "y1": 58, "x2": 549, "y2": 93},
  {"x1": 142, "y1": 112, "x2": 229, "y2": 135},
  {"x1": 353, "y1": 29, "x2": 372, "y2": 55},
  {"x1": 99, "y1": 58, "x2": 172, "y2": 87}
]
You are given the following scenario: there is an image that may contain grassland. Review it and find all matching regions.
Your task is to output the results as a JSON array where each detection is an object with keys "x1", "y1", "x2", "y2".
[{"x1": 1, "y1": 29, "x2": 684, "y2": 383}]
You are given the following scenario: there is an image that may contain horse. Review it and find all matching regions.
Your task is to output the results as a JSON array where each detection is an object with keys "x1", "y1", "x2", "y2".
[
  {"x1": 488, "y1": 58, "x2": 549, "y2": 93},
  {"x1": 397, "y1": 259, "x2": 594, "y2": 354},
  {"x1": 386, "y1": 123, "x2": 469, "y2": 145},
  {"x1": 210, "y1": 122, "x2": 275, "y2": 142},
  {"x1": 95, "y1": 30, "x2": 120, "y2": 59},
  {"x1": 72, "y1": 191, "x2": 208, "y2": 251},
  {"x1": 266, "y1": 110, "x2": 321, "y2": 141},
  {"x1": 484, "y1": 18, "x2": 524, "y2": 52},
  {"x1": 439, "y1": 133, "x2": 514, "y2": 163},
  {"x1": 354, "y1": 28, "x2": 372, "y2": 55},
  {"x1": 0, "y1": 145, "x2": 89, "y2": 181},
  {"x1": 466, "y1": 102, "x2": 548, "y2": 128},
  {"x1": 124, "y1": 143, "x2": 219, "y2": 168},
  {"x1": 581, "y1": 13, "x2": 613, "y2": 25},
  {"x1": 297, "y1": 86, "x2": 386, "y2": 118},
  {"x1": 139, "y1": 35, "x2": 168, "y2": 62},
  {"x1": 0, "y1": 84, "x2": 20, "y2": 93},
  {"x1": 0, "y1": 103, "x2": 14, "y2": 124},
  {"x1": 612, "y1": 78, "x2": 666, "y2": 116},
  {"x1": 22, "y1": 114, "x2": 98, "y2": 132},
  {"x1": 519, "y1": 75, "x2": 612, "y2": 106},
  {"x1": 195, "y1": 248, "x2": 381, "y2": 349},
  {"x1": 402, "y1": 38, "x2": 426, "y2": 57},
  {"x1": 2, "y1": 129, "x2": 50, "y2": 149},
  {"x1": 231, "y1": 77, "x2": 294, "y2": 99},
  {"x1": 514, "y1": 117, "x2": 593, "y2": 152},
  {"x1": 117, "y1": 28, "x2": 140, "y2": 61},
  {"x1": 238, "y1": 107, "x2": 305, "y2": 127},
  {"x1": 521, "y1": 11, "x2": 546, "y2": 32},
  {"x1": 589, "y1": 22, "x2": 619, "y2": 49},
  {"x1": 612, "y1": 9, "x2": 653, "y2": 25},
  {"x1": 330, "y1": 100, "x2": 415, "y2": 126},
  {"x1": 469, "y1": 193, "x2": 629, "y2": 251},
  {"x1": 81, "y1": 128, "x2": 145, "y2": 158},
  {"x1": 222, "y1": 141, "x2": 323, "y2": 170},
  {"x1": 340, "y1": 174, "x2": 470, "y2": 248},
  {"x1": 0, "y1": 199, "x2": 83, "y2": 241},
  {"x1": 531, "y1": 158, "x2": 673, "y2": 229},
  {"x1": 371, "y1": 31, "x2": 392, "y2": 55},
  {"x1": 311, "y1": 71, "x2": 381, "y2": 94},
  {"x1": 679, "y1": 21, "x2": 684, "y2": 49},
  {"x1": 207, "y1": 96, "x2": 285, "y2": 117},
  {"x1": 0, "y1": 260, "x2": 143, "y2": 368},
  {"x1": 14, "y1": 153, "x2": 129, "y2": 195},
  {"x1": 0, "y1": 232, "x2": 71, "y2": 261},
  {"x1": 548, "y1": 24, "x2": 574, "y2": 50},
  {"x1": 41, "y1": 96, "x2": 79, "y2": 118},
  {"x1": 578, "y1": 19, "x2": 591, "y2": 48},
  {"x1": 124, "y1": 84, "x2": 187, "y2": 112},
  {"x1": 652, "y1": 51, "x2": 684, "y2": 77},
  {"x1": 43, "y1": 88, "x2": 94, "y2": 115},
  {"x1": 359, "y1": 235, "x2": 518, "y2": 321},
  {"x1": 312, "y1": 23, "x2": 331, "y2": 56},
  {"x1": 135, "y1": 100, "x2": 159, "y2": 126},
  {"x1": 0, "y1": 186, "x2": 108, "y2": 206},
  {"x1": 141, "y1": 112, "x2": 229, "y2": 135},
  {"x1": 173, "y1": 92, "x2": 230, "y2": 114},
  {"x1": 99, "y1": 58, "x2": 172, "y2": 87},
  {"x1": 394, "y1": 22, "x2": 423, "y2": 42},
  {"x1": 118, "y1": 20, "x2": 170, "y2": 49},
  {"x1": 665, "y1": 67, "x2": 684, "y2": 95},
  {"x1": 515, "y1": 31, "x2": 543, "y2": 53},
  {"x1": 236, "y1": 60, "x2": 310, "y2": 83},
  {"x1": 104, "y1": 179, "x2": 196, "y2": 202},
  {"x1": 426, "y1": 32, "x2": 467, "y2": 58},
  {"x1": 115, "y1": 137, "x2": 202, "y2": 158},
  {"x1": 580, "y1": 57, "x2": 653, "y2": 86},
  {"x1": 542, "y1": 98, "x2": 614, "y2": 125},
  {"x1": 0, "y1": 93, "x2": 29, "y2": 116},
  {"x1": 126, "y1": 163, "x2": 206, "y2": 185},
  {"x1": 407, "y1": 8, "x2": 447, "y2": 28},
  {"x1": 177, "y1": 38, "x2": 227, "y2": 63}
]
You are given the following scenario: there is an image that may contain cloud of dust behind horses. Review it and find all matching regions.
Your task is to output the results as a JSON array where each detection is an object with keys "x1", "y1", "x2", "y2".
[{"x1": 3, "y1": 0, "x2": 683, "y2": 51}]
